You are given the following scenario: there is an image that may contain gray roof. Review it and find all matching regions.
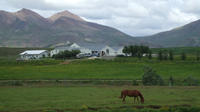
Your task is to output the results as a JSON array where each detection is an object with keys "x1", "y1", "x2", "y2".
[
  {"x1": 54, "y1": 43, "x2": 123, "y2": 51},
  {"x1": 112, "y1": 46, "x2": 124, "y2": 51},
  {"x1": 20, "y1": 50, "x2": 47, "y2": 55}
]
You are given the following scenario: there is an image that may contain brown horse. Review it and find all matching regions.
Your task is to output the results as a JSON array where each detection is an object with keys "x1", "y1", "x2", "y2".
[{"x1": 119, "y1": 90, "x2": 144, "y2": 104}]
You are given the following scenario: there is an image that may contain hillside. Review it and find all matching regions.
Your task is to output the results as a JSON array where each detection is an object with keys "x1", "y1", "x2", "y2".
[
  {"x1": 140, "y1": 19, "x2": 200, "y2": 47},
  {"x1": 0, "y1": 8, "x2": 142, "y2": 48}
]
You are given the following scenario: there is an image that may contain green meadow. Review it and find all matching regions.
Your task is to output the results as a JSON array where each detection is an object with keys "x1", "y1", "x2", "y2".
[
  {"x1": 0, "y1": 86, "x2": 200, "y2": 112},
  {"x1": 0, "y1": 58, "x2": 200, "y2": 80},
  {"x1": 0, "y1": 47, "x2": 200, "y2": 112}
]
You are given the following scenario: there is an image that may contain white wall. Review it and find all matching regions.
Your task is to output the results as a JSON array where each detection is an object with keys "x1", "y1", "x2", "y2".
[{"x1": 20, "y1": 51, "x2": 49, "y2": 60}]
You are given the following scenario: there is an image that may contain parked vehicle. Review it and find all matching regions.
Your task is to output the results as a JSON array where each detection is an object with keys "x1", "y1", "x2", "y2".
[{"x1": 76, "y1": 53, "x2": 91, "y2": 58}]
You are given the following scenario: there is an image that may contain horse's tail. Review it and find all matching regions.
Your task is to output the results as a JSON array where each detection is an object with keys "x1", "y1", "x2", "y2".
[{"x1": 138, "y1": 92, "x2": 144, "y2": 104}]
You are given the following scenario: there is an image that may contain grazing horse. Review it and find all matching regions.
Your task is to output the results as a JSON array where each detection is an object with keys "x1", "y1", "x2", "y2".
[{"x1": 119, "y1": 90, "x2": 144, "y2": 104}]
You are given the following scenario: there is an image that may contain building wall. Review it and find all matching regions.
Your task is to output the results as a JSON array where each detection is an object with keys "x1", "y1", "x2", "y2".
[
  {"x1": 50, "y1": 44, "x2": 125, "y2": 57},
  {"x1": 20, "y1": 51, "x2": 48, "y2": 60},
  {"x1": 101, "y1": 46, "x2": 117, "y2": 56}
]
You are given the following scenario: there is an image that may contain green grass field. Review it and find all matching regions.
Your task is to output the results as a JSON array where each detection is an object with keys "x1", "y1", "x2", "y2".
[
  {"x1": 0, "y1": 86, "x2": 199, "y2": 112},
  {"x1": 152, "y1": 47, "x2": 200, "y2": 55},
  {"x1": 0, "y1": 47, "x2": 200, "y2": 112},
  {"x1": 0, "y1": 47, "x2": 199, "y2": 81},
  {"x1": 0, "y1": 58, "x2": 200, "y2": 81}
]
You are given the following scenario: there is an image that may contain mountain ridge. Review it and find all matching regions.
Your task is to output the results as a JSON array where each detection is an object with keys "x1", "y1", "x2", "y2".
[
  {"x1": 49, "y1": 10, "x2": 85, "y2": 22},
  {"x1": 0, "y1": 9, "x2": 143, "y2": 48},
  {"x1": 1, "y1": 8, "x2": 200, "y2": 48},
  {"x1": 140, "y1": 19, "x2": 200, "y2": 47}
]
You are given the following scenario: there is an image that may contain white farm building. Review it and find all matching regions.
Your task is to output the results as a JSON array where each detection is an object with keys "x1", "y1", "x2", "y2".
[
  {"x1": 20, "y1": 50, "x2": 49, "y2": 60},
  {"x1": 50, "y1": 43, "x2": 125, "y2": 57}
]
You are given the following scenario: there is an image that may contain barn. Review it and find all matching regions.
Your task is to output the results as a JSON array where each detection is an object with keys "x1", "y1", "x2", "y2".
[{"x1": 20, "y1": 50, "x2": 49, "y2": 60}]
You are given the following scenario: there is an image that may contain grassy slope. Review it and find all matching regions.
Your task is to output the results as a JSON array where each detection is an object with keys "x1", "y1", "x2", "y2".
[{"x1": 0, "y1": 86, "x2": 199, "y2": 112}]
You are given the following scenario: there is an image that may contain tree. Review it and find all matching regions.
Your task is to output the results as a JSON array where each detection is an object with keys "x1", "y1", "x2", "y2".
[
  {"x1": 123, "y1": 45, "x2": 150, "y2": 57},
  {"x1": 169, "y1": 76, "x2": 174, "y2": 86},
  {"x1": 53, "y1": 50, "x2": 80, "y2": 59},
  {"x1": 137, "y1": 51, "x2": 142, "y2": 60},
  {"x1": 130, "y1": 45, "x2": 135, "y2": 56},
  {"x1": 122, "y1": 46, "x2": 129, "y2": 56},
  {"x1": 163, "y1": 50, "x2": 168, "y2": 60},
  {"x1": 196, "y1": 52, "x2": 200, "y2": 61},
  {"x1": 148, "y1": 50, "x2": 152, "y2": 60},
  {"x1": 181, "y1": 52, "x2": 186, "y2": 60},
  {"x1": 183, "y1": 76, "x2": 199, "y2": 86},
  {"x1": 169, "y1": 50, "x2": 174, "y2": 61},
  {"x1": 158, "y1": 50, "x2": 163, "y2": 61},
  {"x1": 142, "y1": 67, "x2": 164, "y2": 86},
  {"x1": 71, "y1": 50, "x2": 81, "y2": 57}
]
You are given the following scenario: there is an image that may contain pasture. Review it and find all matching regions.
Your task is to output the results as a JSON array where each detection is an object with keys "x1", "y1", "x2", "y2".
[
  {"x1": 0, "y1": 58, "x2": 200, "y2": 81},
  {"x1": 0, "y1": 86, "x2": 200, "y2": 112},
  {"x1": 0, "y1": 47, "x2": 200, "y2": 112}
]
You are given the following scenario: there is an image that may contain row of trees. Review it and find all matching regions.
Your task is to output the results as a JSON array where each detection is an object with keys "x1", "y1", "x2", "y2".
[
  {"x1": 157, "y1": 50, "x2": 174, "y2": 61},
  {"x1": 122, "y1": 45, "x2": 200, "y2": 61},
  {"x1": 52, "y1": 50, "x2": 80, "y2": 59},
  {"x1": 122, "y1": 45, "x2": 150, "y2": 59},
  {"x1": 157, "y1": 50, "x2": 200, "y2": 61}
]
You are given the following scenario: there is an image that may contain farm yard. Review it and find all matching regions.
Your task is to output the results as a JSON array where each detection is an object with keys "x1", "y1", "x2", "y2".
[{"x1": 0, "y1": 47, "x2": 200, "y2": 112}]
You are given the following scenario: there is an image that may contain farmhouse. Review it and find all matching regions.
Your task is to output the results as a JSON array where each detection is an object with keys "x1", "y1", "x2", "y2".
[
  {"x1": 112, "y1": 47, "x2": 124, "y2": 56},
  {"x1": 50, "y1": 43, "x2": 125, "y2": 57},
  {"x1": 83, "y1": 45, "x2": 116, "y2": 56},
  {"x1": 20, "y1": 50, "x2": 49, "y2": 60},
  {"x1": 50, "y1": 43, "x2": 91, "y2": 57}
]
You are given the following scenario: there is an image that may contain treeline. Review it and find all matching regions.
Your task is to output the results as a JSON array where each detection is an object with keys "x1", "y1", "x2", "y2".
[
  {"x1": 122, "y1": 45, "x2": 150, "y2": 59},
  {"x1": 52, "y1": 50, "x2": 80, "y2": 59},
  {"x1": 122, "y1": 45, "x2": 200, "y2": 61},
  {"x1": 157, "y1": 50, "x2": 200, "y2": 61}
]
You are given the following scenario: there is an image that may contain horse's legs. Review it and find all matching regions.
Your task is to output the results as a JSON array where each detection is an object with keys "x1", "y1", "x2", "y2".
[
  {"x1": 134, "y1": 97, "x2": 136, "y2": 103},
  {"x1": 122, "y1": 95, "x2": 126, "y2": 102},
  {"x1": 137, "y1": 97, "x2": 139, "y2": 104}
]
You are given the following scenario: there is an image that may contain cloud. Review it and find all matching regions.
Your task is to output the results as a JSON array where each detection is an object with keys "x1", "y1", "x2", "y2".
[
  {"x1": 182, "y1": 0, "x2": 200, "y2": 15},
  {"x1": 0, "y1": 0, "x2": 200, "y2": 36}
]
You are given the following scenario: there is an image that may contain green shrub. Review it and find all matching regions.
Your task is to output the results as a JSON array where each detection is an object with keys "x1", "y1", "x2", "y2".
[
  {"x1": 183, "y1": 76, "x2": 199, "y2": 86},
  {"x1": 53, "y1": 50, "x2": 80, "y2": 59},
  {"x1": 181, "y1": 52, "x2": 186, "y2": 60},
  {"x1": 132, "y1": 80, "x2": 139, "y2": 86},
  {"x1": 142, "y1": 67, "x2": 164, "y2": 86}
]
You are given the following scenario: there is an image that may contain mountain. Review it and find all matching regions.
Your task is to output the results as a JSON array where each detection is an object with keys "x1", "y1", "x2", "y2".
[
  {"x1": 0, "y1": 9, "x2": 143, "y2": 48},
  {"x1": 49, "y1": 10, "x2": 85, "y2": 22},
  {"x1": 140, "y1": 19, "x2": 200, "y2": 47}
]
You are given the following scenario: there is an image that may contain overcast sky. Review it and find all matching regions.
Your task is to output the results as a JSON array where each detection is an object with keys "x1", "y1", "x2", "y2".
[{"x1": 0, "y1": 0, "x2": 200, "y2": 36}]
